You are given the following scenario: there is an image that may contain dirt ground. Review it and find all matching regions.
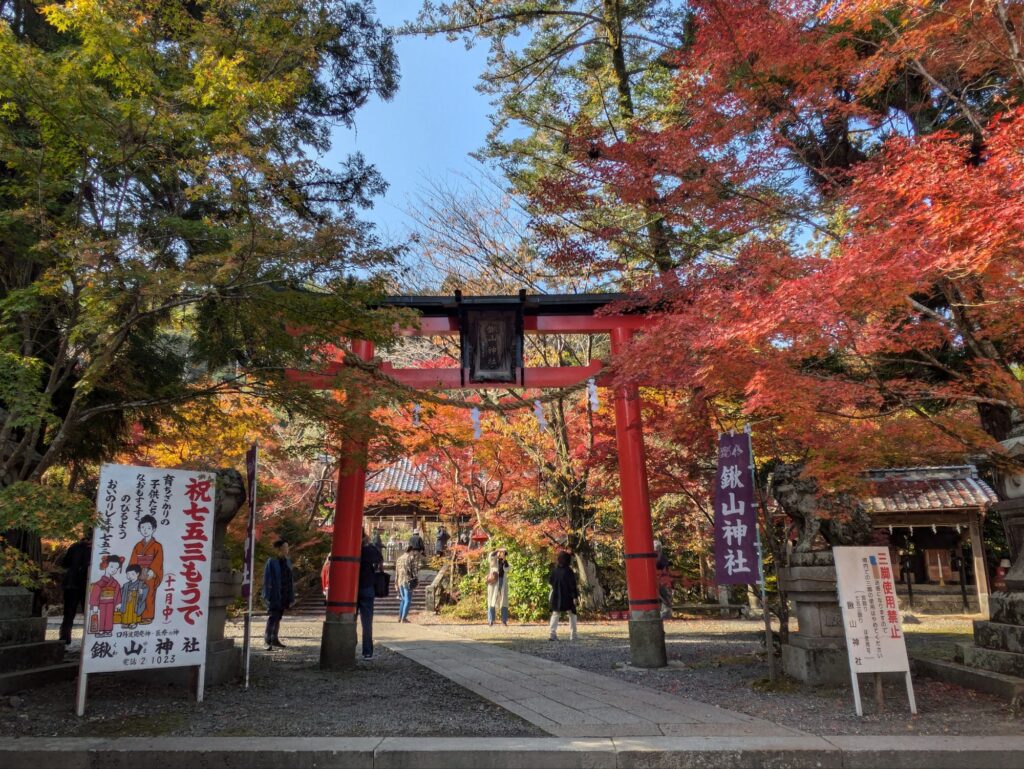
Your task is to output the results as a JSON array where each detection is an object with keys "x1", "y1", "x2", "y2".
[
  {"x1": 1, "y1": 616, "x2": 541, "y2": 738},
  {"x1": 2, "y1": 611, "x2": 1018, "y2": 738}
]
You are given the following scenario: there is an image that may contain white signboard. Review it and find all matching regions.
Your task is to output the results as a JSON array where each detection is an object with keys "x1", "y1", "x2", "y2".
[
  {"x1": 76, "y1": 464, "x2": 216, "y2": 715},
  {"x1": 834, "y1": 546, "x2": 917, "y2": 715}
]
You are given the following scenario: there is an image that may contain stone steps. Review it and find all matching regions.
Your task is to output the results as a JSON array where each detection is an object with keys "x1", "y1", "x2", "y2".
[
  {"x1": 0, "y1": 661, "x2": 78, "y2": 694},
  {"x1": 0, "y1": 640, "x2": 65, "y2": 673},
  {"x1": 957, "y1": 641, "x2": 1024, "y2": 678},
  {"x1": 0, "y1": 588, "x2": 78, "y2": 696},
  {"x1": 990, "y1": 593, "x2": 1024, "y2": 625},
  {"x1": 0, "y1": 616, "x2": 46, "y2": 646},
  {"x1": 973, "y1": 620, "x2": 1024, "y2": 654},
  {"x1": 913, "y1": 656, "x2": 1024, "y2": 703}
]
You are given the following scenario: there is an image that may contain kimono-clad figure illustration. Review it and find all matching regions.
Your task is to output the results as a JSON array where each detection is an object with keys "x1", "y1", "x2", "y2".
[
  {"x1": 129, "y1": 515, "x2": 164, "y2": 624},
  {"x1": 88, "y1": 556, "x2": 123, "y2": 637},
  {"x1": 118, "y1": 564, "x2": 150, "y2": 628}
]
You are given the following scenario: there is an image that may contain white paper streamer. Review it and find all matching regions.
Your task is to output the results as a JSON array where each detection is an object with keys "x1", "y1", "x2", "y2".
[
  {"x1": 533, "y1": 400, "x2": 547, "y2": 431},
  {"x1": 471, "y1": 407, "x2": 481, "y2": 440}
]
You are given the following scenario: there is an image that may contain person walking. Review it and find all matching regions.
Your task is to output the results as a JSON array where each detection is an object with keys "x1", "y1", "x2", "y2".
[
  {"x1": 262, "y1": 539, "x2": 295, "y2": 649},
  {"x1": 548, "y1": 551, "x2": 579, "y2": 641},
  {"x1": 485, "y1": 547, "x2": 510, "y2": 626},
  {"x1": 358, "y1": 531, "x2": 384, "y2": 659},
  {"x1": 58, "y1": 529, "x2": 92, "y2": 644},
  {"x1": 395, "y1": 546, "x2": 420, "y2": 623},
  {"x1": 408, "y1": 528, "x2": 425, "y2": 555},
  {"x1": 435, "y1": 524, "x2": 450, "y2": 554}
]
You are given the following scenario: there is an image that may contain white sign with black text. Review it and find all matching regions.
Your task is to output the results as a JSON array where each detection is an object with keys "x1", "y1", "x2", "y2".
[{"x1": 834, "y1": 546, "x2": 917, "y2": 716}]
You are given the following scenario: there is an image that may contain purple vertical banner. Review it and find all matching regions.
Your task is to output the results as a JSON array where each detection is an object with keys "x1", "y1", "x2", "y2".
[
  {"x1": 241, "y1": 443, "x2": 258, "y2": 600},
  {"x1": 714, "y1": 433, "x2": 758, "y2": 585}
]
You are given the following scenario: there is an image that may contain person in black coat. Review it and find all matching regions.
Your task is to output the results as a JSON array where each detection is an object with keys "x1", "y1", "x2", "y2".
[
  {"x1": 408, "y1": 529, "x2": 425, "y2": 555},
  {"x1": 58, "y1": 529, "x2": 92, "y2": 644},
  {"x1": 262, "y1": 539, "x2": 295, "y2": 649},
  {"x1": 548, "y1": 551, "x2": 579, "y2": 641},
  {"x1": 357, "y1": 531, "x2": 384, "y2": 659}
]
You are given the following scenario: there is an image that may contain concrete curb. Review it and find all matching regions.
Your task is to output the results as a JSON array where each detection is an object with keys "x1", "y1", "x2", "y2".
[{"x1": 2, "y1": 735, "x2": 1024, "y2": 769}]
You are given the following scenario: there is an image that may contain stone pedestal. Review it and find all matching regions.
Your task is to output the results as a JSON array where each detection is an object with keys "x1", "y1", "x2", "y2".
[
  {"x1": 955, "y1": 499, "x2": 1024, "y2": 686},
  {"x1": 203, "y1": 546, "x2": 243, "y2": 685},
  {"x1": 777, "y1": 551, "x2": 848, "y2": 686},
  {"x1": 628, "y1": 609, "x2": 667, "y2": 668},
  {"x1": 0, "y1": 586, "x2": 75, "y2": 693},
  {"x1": 201, "y1": 468, "x2": 244, "y2": 685},
  {"x1": 320, "y1": 613, "x2": 357, "y2": 671}
]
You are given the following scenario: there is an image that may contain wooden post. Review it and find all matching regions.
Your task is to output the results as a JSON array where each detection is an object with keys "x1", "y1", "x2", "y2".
[
  {"x1": 745, "y1": 428, "x2": 776, "y2": 683},
  {"x1": 873, "y1": 672, "x2": 884, "y2": 713},
  {"x1": 968, "y1": 512, "x2": 991, "y2": 618}
]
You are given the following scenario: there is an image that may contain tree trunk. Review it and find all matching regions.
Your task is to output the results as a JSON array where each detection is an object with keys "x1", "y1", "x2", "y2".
[{"x1": 574, "y1": 551, "x2": 607, "y2": 611}]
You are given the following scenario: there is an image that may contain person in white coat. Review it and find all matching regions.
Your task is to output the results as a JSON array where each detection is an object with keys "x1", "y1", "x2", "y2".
[{"x1": 485, "y1": 548, "x2": 510, "y2": 626}]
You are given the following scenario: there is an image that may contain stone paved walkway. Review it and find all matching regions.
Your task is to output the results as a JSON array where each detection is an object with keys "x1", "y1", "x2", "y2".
[{"x1": 376, "y1": 621, "x2": 805, "y2": 738}]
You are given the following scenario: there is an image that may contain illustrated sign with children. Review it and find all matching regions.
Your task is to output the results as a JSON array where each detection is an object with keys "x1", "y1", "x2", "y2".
[{"x1": 76, "y1": 464, "x2": 216, "y2": 715}]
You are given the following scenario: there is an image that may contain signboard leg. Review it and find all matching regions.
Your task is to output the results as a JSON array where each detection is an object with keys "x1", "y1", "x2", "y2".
[
  {"x1": 850, "y1": 670, "x2": 864, "y2": 717},
  {"x1": 904, "y1": 671, "x2": 918, "y2": 714},
  {"x1": 873, "y1": 672, "x2": 884, "y2": 713},
  {"x1": 196, "y1": 664, "x2": 206, "y2": 703},
  {"x1": 75, "y1": 672, "x2": 88, "y2": 717}
]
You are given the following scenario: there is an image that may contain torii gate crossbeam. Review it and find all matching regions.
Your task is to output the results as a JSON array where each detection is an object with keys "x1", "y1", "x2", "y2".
[{"x1": 301, "y1": 294, "x2": 668, "y2": 670}]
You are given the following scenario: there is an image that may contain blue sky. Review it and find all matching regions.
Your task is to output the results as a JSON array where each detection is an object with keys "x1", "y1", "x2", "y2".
[{"x1": 326, "y1": 1, "x2": 493, "y2": 241}]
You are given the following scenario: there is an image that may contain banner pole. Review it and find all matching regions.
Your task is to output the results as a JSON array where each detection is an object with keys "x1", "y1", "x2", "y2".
[
  {"x1": 242, "y1": 442, "x2": 258, "y2": 690},
  {"x1": 746, "y1": 426, "x2": 776, "y2": 683}
]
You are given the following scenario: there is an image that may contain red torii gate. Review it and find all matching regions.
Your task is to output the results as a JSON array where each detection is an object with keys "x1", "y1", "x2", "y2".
[{"x1": 297, "y1": 293, "x2": 667, "y2": 670}]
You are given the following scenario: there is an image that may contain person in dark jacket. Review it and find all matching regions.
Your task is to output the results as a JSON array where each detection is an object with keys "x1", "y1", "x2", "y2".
[
  {"x1": 59, "y1": 529, "x2": 92, "y2": 644},
  {"x1": 262, "y1": 539, "x2": 295, "y2": 649},
  {"x1": 408, "y1": 529, "x2": 425, "y2": 555},
  {"x1": 358, "y1": 531, "x2": 384, "y2": 659},
  {"x1": 548, "y1": 551, "x2": 579, "y2": 641},
  {"x1": 435, "y1": 525, "x2": 450, "y2": 554}
]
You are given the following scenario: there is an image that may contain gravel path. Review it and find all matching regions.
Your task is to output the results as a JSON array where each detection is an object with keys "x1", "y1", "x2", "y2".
[
  {"x1": 1, "y1": 615, "x2": 542, "y2": 738},
  {"x1": 419, "y1": 613, "x2": 1021, "y2": 737}
]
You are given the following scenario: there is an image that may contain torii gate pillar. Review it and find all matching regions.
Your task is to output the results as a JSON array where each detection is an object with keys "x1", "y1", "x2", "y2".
[
  {"x1": 611, "y1": 328, "x2": 668, "y2": 668},
  {"x1": 320, "y1": 339, "x2": 374, "y2": 670}
]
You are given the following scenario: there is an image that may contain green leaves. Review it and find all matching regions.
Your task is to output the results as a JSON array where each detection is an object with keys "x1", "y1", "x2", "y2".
[
  {"x1": 0, "y1": 480, "x2": 95, "y2": 538},
  {"x1": 0, "y1": 2, "x2": 402, "y2": 484}
]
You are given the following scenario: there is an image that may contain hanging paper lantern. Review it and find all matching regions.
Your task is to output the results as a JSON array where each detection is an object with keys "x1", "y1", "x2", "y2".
[
  {"x1": 587, "y1": 378, "x2": 599, "y2": 412},
  {"x1": 533, "y1": 399, "x2": 547, "y2": 430},
  {"x1": 471, "y1": 406, "x2": 482, "y2": 440}
]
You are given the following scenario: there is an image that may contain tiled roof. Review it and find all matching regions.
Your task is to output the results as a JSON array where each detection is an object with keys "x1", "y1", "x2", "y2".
[
  {"x1": 366, "y1": 457, "x2": 434, "y2": 494},
  {"x1": 863, "y1": 465, "x2": 997, "y2": 513}
]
